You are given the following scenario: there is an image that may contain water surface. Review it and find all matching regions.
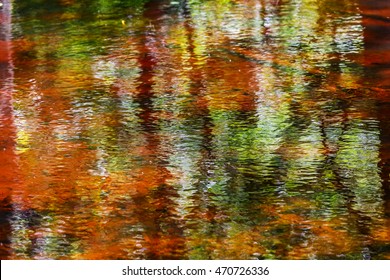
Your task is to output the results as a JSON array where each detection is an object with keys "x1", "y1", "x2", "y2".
[{"x1": 0, "y1": 0, "x2": 389, "y2": 259}]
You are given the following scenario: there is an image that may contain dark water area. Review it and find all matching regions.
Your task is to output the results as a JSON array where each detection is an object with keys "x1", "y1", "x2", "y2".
[{"x1": 0, "y1": 0, "x2": 389, "y2": 259}]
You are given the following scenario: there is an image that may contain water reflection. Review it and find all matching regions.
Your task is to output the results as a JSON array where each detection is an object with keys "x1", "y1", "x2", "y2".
[{"x1": 0, "y1": 0, "x2": 389, "y2": 259}]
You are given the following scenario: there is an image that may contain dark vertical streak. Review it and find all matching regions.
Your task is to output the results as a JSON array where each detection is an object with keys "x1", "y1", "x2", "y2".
[
  {"x1": 131, "y1": 0, "x2": 186, "y2": 259},
  {"x1": 378, "y1": 103, "x2": 390, "y2": 215}
]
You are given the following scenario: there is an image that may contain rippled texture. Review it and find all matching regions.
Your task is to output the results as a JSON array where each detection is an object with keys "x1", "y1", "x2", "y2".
[{"x1": 0, "y1": 0, "x2": 389, "y2": 259}]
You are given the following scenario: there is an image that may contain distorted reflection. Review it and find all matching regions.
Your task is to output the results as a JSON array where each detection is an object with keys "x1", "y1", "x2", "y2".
[{"x1": 0, "y1": 0, "x2": 389, "y2": 259}]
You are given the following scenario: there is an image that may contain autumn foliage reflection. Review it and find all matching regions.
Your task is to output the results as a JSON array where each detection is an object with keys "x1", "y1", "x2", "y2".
[{"x1": 0, "y1": 0, "x2": 389, "y2": 259}]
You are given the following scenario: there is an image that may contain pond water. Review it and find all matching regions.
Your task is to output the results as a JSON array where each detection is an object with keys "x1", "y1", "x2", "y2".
[{"x1": 0, "y1": 0, "x2": 389, "y2": 259}]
